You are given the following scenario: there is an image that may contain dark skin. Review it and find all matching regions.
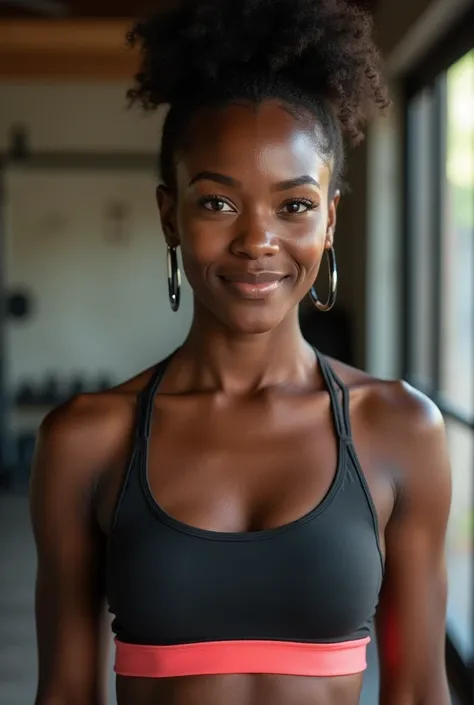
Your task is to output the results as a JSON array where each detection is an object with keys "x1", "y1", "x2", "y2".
[{"x1": 30, "y1": 101, "x2": 452, "y2": 705}]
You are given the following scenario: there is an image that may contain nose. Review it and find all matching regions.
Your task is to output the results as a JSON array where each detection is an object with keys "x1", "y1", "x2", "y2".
[{"x1": 230, "y1": 215, "x2": 280, "y2": 260}]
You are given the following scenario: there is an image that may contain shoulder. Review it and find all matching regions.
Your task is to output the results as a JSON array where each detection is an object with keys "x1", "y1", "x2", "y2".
[
  {"x1": 38, "y1": 370, "x2": 147, "y2": 445},
  {"x1": 329, "y1": 356, "x2": 444, "y2": 442},
  {"x1": 363, "y1": 378, "x2": 443, "y2": 443},
  {"x1": 328, "y1": 358, "x2": 449, "y2": 499},
  {"x1": 32, "y1": 365, "x2": 157, "y2": 492}
]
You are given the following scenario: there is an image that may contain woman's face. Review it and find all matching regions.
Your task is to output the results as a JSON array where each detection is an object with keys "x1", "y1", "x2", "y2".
[{"x1": 158, "y1": 100, "x2": 340, "y2": 334}]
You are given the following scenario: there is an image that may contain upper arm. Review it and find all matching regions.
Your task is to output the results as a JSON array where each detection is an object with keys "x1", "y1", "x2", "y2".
[
  {"x1": 376, "y1": 385, "x2": 452, "y2": 705},
  {"x1": 30, "y1": 400, "x2": 110, "y2": 705}
]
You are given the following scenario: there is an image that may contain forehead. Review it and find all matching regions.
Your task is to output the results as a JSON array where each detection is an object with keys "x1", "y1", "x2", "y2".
[{"x1": 176, "y1": 100, "x2": 332, "y2": 189}]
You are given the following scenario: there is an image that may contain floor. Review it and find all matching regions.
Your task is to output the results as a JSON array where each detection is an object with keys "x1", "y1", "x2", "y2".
[{"x1": 0, "y1": 493, "x2": 381, "y2": 704}]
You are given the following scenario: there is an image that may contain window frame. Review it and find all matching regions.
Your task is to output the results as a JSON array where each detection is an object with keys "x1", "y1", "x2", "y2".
[{"x1": 401, "y1": 6, "x2": 474, "y2": 700}]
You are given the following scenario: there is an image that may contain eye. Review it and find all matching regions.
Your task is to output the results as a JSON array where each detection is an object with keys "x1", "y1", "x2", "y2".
[
  {"x1": 199, "y1": 196, "x2": 236, "y2": 213},
  {"x1": 280, "y1": 198, "x2": 318, "y2": 215}
]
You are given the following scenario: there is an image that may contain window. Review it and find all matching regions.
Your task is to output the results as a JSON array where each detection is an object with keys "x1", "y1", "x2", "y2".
[
  {"x1": 440, "y1": 55, "x2": 474, "y2": 419},
  {"x1": 406, "y1": 88, "x2": 436, "y2": 388},
  {"x1": 445, "y1": 420, "x2": 473, "y2": 661},
  {"x1": 404, "y1": 40, "x2": 474, "y2": 689}
]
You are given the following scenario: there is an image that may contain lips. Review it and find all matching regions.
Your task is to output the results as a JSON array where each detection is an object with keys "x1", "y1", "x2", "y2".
[
  {"x1": 218, "y1": 271, "x2": 287, "y2": 299},
  {"x1": 219, "y1": 271, "x2": 286, "y2": 284}
]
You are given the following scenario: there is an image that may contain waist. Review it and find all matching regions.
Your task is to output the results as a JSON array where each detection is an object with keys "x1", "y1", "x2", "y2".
[{"x1": 114, "y1": 637, "x2": 371, "y2": 678}]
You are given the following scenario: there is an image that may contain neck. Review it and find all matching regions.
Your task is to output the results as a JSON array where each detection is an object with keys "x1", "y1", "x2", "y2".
[{"x1": 175, "y1": 300, "x2": 316, "y2": 395}]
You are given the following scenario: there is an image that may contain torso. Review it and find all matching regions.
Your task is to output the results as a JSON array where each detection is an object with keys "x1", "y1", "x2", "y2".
[{"x1": 89, "y1": 349, "x2": 398, "y2": 705}]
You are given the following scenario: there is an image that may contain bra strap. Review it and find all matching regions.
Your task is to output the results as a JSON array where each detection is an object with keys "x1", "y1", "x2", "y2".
[
  {"x1": 316, "y1": 350, "x2": 385, "y2": 576},
  {"x1": 315, "y1": 349, "x2": 349, "y2": 442},
  {"x1": 135, "y1": 353, "x2": 174, "y2": 442}
]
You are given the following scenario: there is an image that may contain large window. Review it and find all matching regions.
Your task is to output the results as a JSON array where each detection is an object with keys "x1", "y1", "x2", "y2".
[{"x1": 404, "y1": 45, "x2": 473, "y2": 687}]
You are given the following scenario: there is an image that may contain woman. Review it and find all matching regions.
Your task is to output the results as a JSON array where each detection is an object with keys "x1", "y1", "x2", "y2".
[{"x1": 30, "y1": 1, "x2": 452, "y2": 704}]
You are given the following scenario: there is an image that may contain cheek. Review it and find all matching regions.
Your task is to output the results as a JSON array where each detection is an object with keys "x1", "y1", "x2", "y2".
[
  {"x1": 177, "y1": 208, "x2": 229, "y2": 265},
  {"x1": 284, "y1": 213, "x2": 327, "y2": 275}
]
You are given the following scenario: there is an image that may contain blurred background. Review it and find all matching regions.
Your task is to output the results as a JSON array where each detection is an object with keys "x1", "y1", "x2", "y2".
[{"x1": 0, "y1": 0, "x2": 472, "y2": 703}]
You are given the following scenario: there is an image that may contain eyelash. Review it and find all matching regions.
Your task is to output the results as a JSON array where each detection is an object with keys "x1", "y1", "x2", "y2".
[
  {"x1": 281, "y1": 198, "x2": 318, "y2": 214},
  {"x1": 198, "y1": 195, "x2": 318, "y2": 213},
  {"x1": 198, "y1": 195, "x2": 234, "y2": 211}
]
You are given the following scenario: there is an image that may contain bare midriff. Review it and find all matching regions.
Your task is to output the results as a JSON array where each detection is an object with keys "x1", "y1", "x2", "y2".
[{"x1": 115, "y1": 671, "x2": 365, "y2": 705}]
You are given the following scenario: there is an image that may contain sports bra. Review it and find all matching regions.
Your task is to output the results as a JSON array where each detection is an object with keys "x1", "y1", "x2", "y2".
[{"x1": 106, "y1": 349, "x2": 384, "y2": 679}]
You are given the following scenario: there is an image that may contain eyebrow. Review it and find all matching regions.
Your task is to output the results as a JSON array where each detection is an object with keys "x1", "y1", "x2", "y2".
[
  {"x1": 272, "y1": 176, "x2": 321, "y2": 192},
  {"x1": 188, "y1": 171, "x2": 320, "y2": 191},
  {"x1": 189, "y1": 171, "x2": 241, "y2": 188}
]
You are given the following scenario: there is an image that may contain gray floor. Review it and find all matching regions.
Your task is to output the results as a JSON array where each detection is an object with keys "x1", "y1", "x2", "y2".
[{"x1": 0, "y1": 494, "x2": 381, "y2": 704}]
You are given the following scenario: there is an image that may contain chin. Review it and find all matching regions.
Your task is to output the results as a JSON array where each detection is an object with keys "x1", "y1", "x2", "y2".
[{"x1": 216, "y1": 305, "x2": 289, "y2": 336}]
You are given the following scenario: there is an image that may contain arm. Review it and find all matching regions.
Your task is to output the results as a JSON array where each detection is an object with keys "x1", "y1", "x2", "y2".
[
  {"x1": 30, "y1": 400, "x2": 110, "y2": 705},
  {"x1": 376, "y1": 385, "x2": 452, "y2": 705}
]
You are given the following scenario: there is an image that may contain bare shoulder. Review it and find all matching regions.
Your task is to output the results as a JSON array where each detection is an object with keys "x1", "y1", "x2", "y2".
[
  {"x1": 40, "y1": 367, "x2": 153, "y2": 443},
  {"x1": 31, "y1": 365, "x2": 157, "y2": 495},
  {"x1": 327, "y1": 357, "x2": 448, "y2": 494},
  {"x1": 328, "y1": 356, "x2": 444, "y2": 437}
]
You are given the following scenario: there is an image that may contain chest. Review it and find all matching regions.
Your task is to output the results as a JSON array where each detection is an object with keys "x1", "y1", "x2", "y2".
[
  {"x1": 146, "y1": 393, "x2": 341, "y2": 534},
  {"x1": 98, "y1": 389, "x2": 394, "y2": 545}
]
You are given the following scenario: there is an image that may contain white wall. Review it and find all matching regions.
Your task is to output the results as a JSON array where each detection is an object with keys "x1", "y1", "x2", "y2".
[
  {"x1": 0, "y1": 83, "x2": 165, "y2": 152},
  {"x1": 5, "y1": 167, "x2": 193, "y2": 390},
  {"x1": 1, "y1": 83, "x2": 192, "y2": 396}
]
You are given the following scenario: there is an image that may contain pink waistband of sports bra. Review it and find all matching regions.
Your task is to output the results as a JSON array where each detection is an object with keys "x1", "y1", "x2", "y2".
[{"x1": 114, "y1": 636, "x2": 371, "y2": 678}]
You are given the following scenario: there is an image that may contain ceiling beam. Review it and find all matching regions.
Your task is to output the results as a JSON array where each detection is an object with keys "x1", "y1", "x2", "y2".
[
  {"x1": 0, "y1": 51, "x2": 137, "y2": 79},
  {"x1": 0, "y1": 19, "x2": 131, "y2": 52},
  {"x1": 0, "y1": 19, "x2": 138, "y2": 79}
]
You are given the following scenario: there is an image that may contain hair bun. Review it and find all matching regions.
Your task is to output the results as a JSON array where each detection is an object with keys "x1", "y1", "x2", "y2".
[{"x1": 128, "y1": 0, "x2": 389, "y2": 144}]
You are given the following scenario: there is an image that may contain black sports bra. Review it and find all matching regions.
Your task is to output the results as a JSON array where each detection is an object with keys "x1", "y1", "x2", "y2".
[{"x1": 106, "y1": 350, "x2": 384, "y2": 679}]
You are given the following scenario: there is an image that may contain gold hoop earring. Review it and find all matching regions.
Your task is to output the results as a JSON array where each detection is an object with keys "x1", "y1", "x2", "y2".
[
  {"x1": 167, "y1": 245, "x2": 181, "y2": 312},
  {"x1": 309, "y1": 246, "x2": 338, "y2": 312}
]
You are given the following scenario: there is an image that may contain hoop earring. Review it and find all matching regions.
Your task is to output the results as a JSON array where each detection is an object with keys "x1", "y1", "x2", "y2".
[
  {"x1": 167, "y1": 245, "x2": 181, "y2": 312},
  {"x1": 309, "y1": 246, "x2": 338, "y2": 312}
]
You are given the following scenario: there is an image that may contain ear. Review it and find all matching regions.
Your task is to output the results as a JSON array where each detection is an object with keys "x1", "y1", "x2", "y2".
[
  {"x1": 156, "y1": 185, "x2": 179, "y2": 248},
  {"x1": 325, "y1": 189, "x2": 340, "y2": 249}
]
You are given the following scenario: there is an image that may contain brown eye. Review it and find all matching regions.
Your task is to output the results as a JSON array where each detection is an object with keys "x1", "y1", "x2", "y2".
[
  {"x1": 200, "y1": 196, "x2": 235, "y2": 212},
  {"x1": 281, "y1": 199, "x2": 317, "y2": 215}
]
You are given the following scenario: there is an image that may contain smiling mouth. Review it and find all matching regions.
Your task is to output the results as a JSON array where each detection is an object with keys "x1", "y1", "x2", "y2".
[{"x1": 218, "y1": 272, "x2": 288, "y2": 299}]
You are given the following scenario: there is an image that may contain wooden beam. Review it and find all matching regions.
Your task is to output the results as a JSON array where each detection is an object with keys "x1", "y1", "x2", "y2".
[
  {"x1": 0, "y1": 19, "x2": 139, "y2": 79},
  {"x1": 0, "y1": 51, "x2": 138, "y2": 79},
  {"x1": 0, "y1": 19, "x2": 132, "y2": 52}
]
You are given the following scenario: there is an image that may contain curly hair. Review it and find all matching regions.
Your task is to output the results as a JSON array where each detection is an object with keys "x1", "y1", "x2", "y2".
[{"x1": 127, "y1": 0, "x2": 389, "y2": 194}]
